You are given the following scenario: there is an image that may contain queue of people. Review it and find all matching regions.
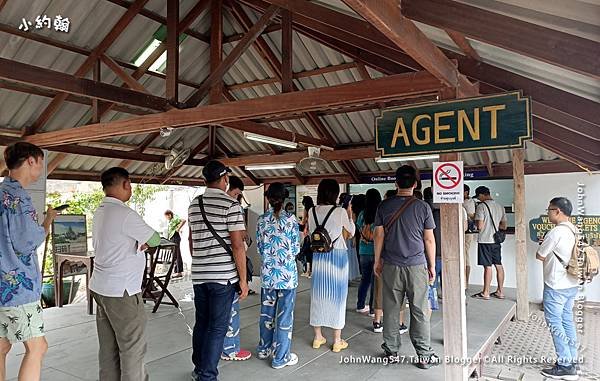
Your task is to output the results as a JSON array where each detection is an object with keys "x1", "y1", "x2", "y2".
[{"x1": 0, "y1": 141, "x2": 585, "y2": 381}]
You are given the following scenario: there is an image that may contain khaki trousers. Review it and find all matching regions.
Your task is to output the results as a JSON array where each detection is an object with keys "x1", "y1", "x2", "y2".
[
  {"x1": 92, "y1": 291, "x2": 148, "y2": 381},
  {"x1": 382, "y1": 263, "x2": 433, "y2": 356}
]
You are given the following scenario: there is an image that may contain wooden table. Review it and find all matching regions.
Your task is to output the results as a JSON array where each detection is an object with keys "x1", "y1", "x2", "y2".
[{"x1": 54, "y1": 253, "x2": 95, "y2": 315}]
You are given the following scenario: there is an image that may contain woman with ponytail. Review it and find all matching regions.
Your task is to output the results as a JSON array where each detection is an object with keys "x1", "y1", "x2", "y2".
[{"x1": 256, "y1": 183, "x2": 301, "y2": 369}]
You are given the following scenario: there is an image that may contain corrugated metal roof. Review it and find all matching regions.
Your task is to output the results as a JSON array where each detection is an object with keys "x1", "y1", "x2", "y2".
[{"x1": 0, "y1": 0, "x2": 594, "y2": 183}]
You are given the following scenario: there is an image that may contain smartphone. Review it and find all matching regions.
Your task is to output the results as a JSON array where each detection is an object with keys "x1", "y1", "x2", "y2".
[
  {"x1": 341, "y1": 194, "x2": 353, "y2": 209},
  {"x1": 54, "y1": 204, "x2": 70, "y2": 211}
]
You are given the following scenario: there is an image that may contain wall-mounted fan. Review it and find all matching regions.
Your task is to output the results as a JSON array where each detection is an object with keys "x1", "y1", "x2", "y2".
[
  {"x1": 165, "y1": 140, "x2": 191, "y2": 170},
  {"x1": 298, "y1": 147, "x2": 328, "y2": 173}
]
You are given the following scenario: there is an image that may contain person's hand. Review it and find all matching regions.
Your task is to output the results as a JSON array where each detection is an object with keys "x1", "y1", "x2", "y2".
[
  {"x1": 428, "y1": 266, "x2": 435, "y2": 283},
  {"x1": 140, "y1": 243, "x2": 149, "y2": 251},
  {"x1": 238, "y1": 281, "x2": 249, "y2": 301},
  {"x1": 45, "y1": 206, "x2": 58, "y2": 221},
  {"x1": 374, "y1": 259, "x2": 383, "y2": 277}
]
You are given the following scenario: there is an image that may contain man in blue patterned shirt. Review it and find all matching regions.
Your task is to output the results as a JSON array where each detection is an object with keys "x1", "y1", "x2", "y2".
[{"x1": 0, "y1": 142, "x2": 57, "y2": 381}]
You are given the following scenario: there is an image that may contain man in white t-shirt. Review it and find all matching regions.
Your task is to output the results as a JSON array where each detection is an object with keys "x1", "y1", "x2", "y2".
[
  {"x1": 472, "y1": 186, "x2": 507, "y2": 300},
  {"x1": 536, "y1": 197, "x2": 580, "y2": 380},
  {"x1": 90, "y1": 167, "x2": 160, "y2": 381}
]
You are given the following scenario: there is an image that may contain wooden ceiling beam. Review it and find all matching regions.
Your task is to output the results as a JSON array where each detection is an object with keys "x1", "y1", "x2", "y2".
[
  {"x1": 281, "y1": 9, "x2": 293, "y2": 93},
  {"x1": 183, "y1": 5, "x2": 280, "y2": 108},
  {"x1": 224, "y1": 23, "x2": 282, "y2": 43},
  {"x1": 0, "y1": 58, "x2": 169, "y2": 111},
  {"x1": 166, "y1": 0, "x2": 179, "y2": 103},
  {"x1": 106, "y1": 0, "x2": 210, "y2": 43},
  {"x1": 480, "y1": 151, "x2": 495, "y2": 177},
  {"x1": 207, "y1": 0, "x2": 224, "y2": 158},
  {"x1": 401, "y1": 0, "x2": 600, "y2": 78},
  {"x1": 50, "y1": 169, "x2": 209, "y2": 186},
  {"x1": 0, "y1": 80, "x2": 150, "y2": 115},
  {"x1": 341, "y1": 0, "x2": 477, "y2": 97},
  {"x1": 219, "y1": 146, "x2": 377, "y2": 167},
  {"x1": 24, "y1": 0, "x2": 151, "y2": 136},
  {"x1": 100, "y1": 55, "x2": 149, "y2": 94},
  {"x1": 26, "y1": 71, "x2": 442, "y2": 146},
  {"x1": 216, "y1": 140, "x2": 260, "y2": 185},
  {"x1": 47, "y1": 153, "x2": 67, "y2": 175},
  {"x1": 445, "y1": 30, "x2": 481, "y2": 61},
  {"x1": 226, "y1": 62, "x2": 358, "y2": 91}
]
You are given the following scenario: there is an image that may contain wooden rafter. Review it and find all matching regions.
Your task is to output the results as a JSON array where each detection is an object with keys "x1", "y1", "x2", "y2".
[
  {"x1": 226, "y1": 62, "x2": 357, "y2": 91},
  {"x1": 0, "y1": 80, "x2": 148, "y2": 116},
  {"x1": 207, "y1": 0, "x2": 224, "y2": 158},
  {"x1": 47, "y1": 153, "x2": 67, "y2": 175},
  {"x1": 183, "y1": 5, "x2": 280, "y2": 108},
  {"x1": 341, "y1": 0, "x2": 477, "y2": 97},
  {"x1": 106, "y1": 0, "x2": 210, "y2": 43},
  {"x1": 100, "y1": 55, "x2": 149, "y2": 94},
  {"x1": 355, "y1": 63, "x2": 371, "y2": 80},
  {"x1": 224, "y1": 23, "x2": 282, "y2": 43},
  {"x1": 281, "y1": 9, "x2": 293, "y2": 93},
  {"x1": 0, "y1": 58, "x2": 168, "y2": 111},
  {"x1": 23, "y1": 0, "x2": 151, "y2": 136},
  {"x1": 92, "y1": 59, "x2": 102, "y2": 123},
  {"x1": 25, "y1": 71, "x2": 443, "y2": 146},
  {"x1": 166, "y1": 0, "x2": 180, "y2": 103},
  {"x1": 216, "y1": 140, "x2": 260, "y2": 185},
  {"x1": 480, "y1": 151, "x2": 495, "y2": 177},
  {"x1": 401, "y1": 0, "x2": 600, "y2": 78},
  {"x1": 445, "y1": 30, "x2": 481, "y2": 61}
]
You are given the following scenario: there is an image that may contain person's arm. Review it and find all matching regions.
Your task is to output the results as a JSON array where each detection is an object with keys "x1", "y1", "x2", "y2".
[
  {"x1": 374, "y1": 226, "x2": 385, "y2": 277},
  {"x1": 499, "y1": 206, "x2": 507, "y2": 230},
  {"x1": 475, "y1": 203, "x2": 485, "y2": 231},
  {"x1": 424, "y1": 229, "x2": 436, "y2": 281},
  {"x1": 536, "y1": 229, "x2": 557, "y2": 262},
  {"x1": 228, "y1": 203, "x2": 249, "y2": 300},
  {"x1": 7, "y1": 201, "x2": 52, "y2": 253},
  {"x1": 124, "y1": 211, "x2": 158, "y2": 252},
  {"x1": 342, "y1": 207, "x2": 356, "y2": 237},
  {"x1": 230, "y1": 230, "x2": 248, "y2": 299},
  {"x1": 176, "y1": 218, "x2": 187, "y2": 232}
]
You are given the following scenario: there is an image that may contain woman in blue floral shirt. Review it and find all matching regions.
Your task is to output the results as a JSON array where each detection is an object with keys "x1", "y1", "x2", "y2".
[{"x1": 256, "y1": 183, "x2": 300, "y2": 369}]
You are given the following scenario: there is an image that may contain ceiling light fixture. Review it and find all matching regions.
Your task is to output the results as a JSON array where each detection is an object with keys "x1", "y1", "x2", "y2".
[{"x1": 244, "y1": 132, "x2": 298, "y2": 149}]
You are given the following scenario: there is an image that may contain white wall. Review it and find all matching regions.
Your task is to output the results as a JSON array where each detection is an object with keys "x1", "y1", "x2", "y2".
[{"x1": 467, "y1": 172, "x2": 600, "y2": 303}]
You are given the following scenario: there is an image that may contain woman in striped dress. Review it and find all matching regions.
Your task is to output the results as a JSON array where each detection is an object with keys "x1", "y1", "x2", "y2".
[{"x1": 308, "y1": 179, "x2": 355, "y2": 353}]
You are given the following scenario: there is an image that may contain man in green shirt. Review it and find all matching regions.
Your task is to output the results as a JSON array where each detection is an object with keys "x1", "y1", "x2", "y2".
[{"x1": 164, "y1": 210, "x2": 186, "y2": 278}]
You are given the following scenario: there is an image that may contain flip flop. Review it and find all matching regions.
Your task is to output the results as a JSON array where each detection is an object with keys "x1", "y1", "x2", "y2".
[
  {"x1": 490, "y1": 291, "x2": 505, "y2": 300},
  {"x1": 471, "y1": 292, "x2": 490, "y2": 300}
]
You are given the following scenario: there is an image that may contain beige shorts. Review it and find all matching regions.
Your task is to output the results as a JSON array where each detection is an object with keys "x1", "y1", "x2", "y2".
[
  {"x1": 0, "y1": 301, "x2": 45, "y2": 343},
  {"x1": 465, "y1": 233, "x2": 478, "y2": 267}
]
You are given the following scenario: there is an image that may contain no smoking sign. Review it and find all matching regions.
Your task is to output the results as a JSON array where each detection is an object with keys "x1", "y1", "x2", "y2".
[{"x1": 433, "y1": 161, "x2": 464, "y2": 203}]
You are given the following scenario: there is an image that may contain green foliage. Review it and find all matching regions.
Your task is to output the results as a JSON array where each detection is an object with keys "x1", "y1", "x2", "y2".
[
  {"x1": 130, "y1": 184, "x2": 166, "y2": 218},
  {"x1": 43, "y1": 184, "x2": 166, "y2": 281}
]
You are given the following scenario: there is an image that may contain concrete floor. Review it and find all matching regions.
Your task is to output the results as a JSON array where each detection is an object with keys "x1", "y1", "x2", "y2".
[{"x1": 5, "y1": 278, "x2": 516, "y2": 380}]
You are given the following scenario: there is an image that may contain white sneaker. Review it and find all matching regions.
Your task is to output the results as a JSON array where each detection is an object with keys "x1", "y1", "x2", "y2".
[
  {"x1": 356, "y1": 305, "x2": 370, "y2": 313},
  {"x1": 258, "y1": 349, "x2": 272, "y2": 360},
  {"x1": 272, "y1": 353, "x2": 299, "y2": 369}
]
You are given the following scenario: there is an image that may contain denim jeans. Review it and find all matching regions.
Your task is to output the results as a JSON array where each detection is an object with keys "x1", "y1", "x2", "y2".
[
  {"x1": 192, "y1": 283, "x2": 235, "y2": 381},
  {"x1": 257, "y1": 288, "x2": 296, "y2": 368},
  {"x1": 543, "y1": 285, "x2": 579, "y2": 367},
  {"x1": 222, "y1": 293, "x2": 240, "y2": 357},
  {"x1": 357, "y1": 255, "x2": 374, "y2": 311}
]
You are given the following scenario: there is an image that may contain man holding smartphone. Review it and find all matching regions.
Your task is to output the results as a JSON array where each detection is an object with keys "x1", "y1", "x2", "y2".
[{"x1": 0, "y1": 142, "x2": 57, "y2": 381}]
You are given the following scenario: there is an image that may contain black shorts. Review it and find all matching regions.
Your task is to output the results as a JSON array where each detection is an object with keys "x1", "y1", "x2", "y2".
[{"x1": 478, "y1": 243, "x2": 502, "y2": 266}]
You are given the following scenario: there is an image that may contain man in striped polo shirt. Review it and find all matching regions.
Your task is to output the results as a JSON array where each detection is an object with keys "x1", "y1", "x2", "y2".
[{"x1": 188, "y1": 160, "x2": 249, "y2": 381}]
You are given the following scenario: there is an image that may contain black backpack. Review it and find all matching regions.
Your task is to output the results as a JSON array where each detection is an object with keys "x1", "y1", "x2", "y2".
[{"x1": 310, "y1": 206, "x2": 338, "y2": 253}]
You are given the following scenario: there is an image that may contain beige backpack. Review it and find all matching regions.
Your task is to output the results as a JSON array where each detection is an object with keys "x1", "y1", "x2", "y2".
[{"x1": 555, "y1": 225, "x2": 599, "y2": 284}]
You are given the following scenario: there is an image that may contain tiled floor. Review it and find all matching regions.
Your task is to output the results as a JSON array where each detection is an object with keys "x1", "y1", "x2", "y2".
[
  {"x1": 5, "y1": 277, "x2": 517, "y2": 380},
  {"x1": 481, "y1": 305, "x2": 600, "y2": 381}
]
